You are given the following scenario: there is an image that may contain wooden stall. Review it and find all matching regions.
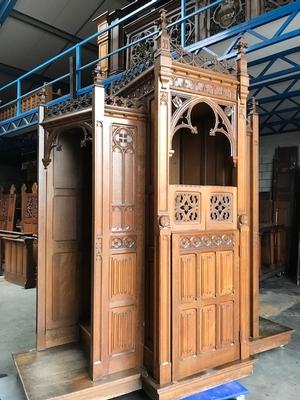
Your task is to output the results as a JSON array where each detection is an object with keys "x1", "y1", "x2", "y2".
[
  {"x1": 2, "y1": 233, "x2": 36, "y2": 289},
  {"x1": 0, "y1": 185, "x2": 17, "y2": 231},
  {"x1": 12, "y1": 16, "x2": 293, "y2": 400}
]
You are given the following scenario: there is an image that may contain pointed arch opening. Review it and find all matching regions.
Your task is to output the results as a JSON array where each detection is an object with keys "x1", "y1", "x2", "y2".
[{"x1": 170, "y1": 101, "x2": 235, "y2": 186}]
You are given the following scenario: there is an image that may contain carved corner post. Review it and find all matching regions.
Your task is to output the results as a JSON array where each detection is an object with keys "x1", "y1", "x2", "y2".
[
  {"x1": 249, "y1": 99, "x2": 260, "y2": 338},
  {"x1": 91, "y1": 64, "x2": 107, "y2": 380},
  {"x1": 152, "y1": 10, "x2": 172, "y2": 385},
  {"x1": 37, "y1": 93, "x2": 47, "y2": 350},
  {"x1": 236, "y1": 38, "x2": 251, "y2": 360}
]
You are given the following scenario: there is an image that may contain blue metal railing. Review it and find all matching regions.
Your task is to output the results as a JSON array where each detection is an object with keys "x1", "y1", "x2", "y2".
[{"x1": 0, "y1": 0, "x2": 225, "y2": 121}]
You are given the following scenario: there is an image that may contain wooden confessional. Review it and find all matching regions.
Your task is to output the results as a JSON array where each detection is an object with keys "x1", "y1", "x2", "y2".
[{"x1": 12, "y1": 16, "x2": 293, "y2": 400}]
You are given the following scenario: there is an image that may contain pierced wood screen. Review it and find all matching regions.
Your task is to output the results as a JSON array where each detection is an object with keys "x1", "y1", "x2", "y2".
[
  {"x1": 170, "y1": 185, "x2": 237, "y2": 231},
  {"x1": 21, "y1": 183, "x2": 38, "y2": 234}
]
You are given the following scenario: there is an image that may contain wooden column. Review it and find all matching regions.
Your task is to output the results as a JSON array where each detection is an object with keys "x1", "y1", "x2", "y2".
[
  {"x1": 153, "y1": 11, "x2": 172, "y2": 385},
  {"x1": 249, "y1": 99, "x2": 260, "y2": 338},
  {"x1": 37, "y1": 98, "x2": 47, "y2": 351},
  {"x1": 236, "y1": 38, "x2": 250, "y2": 360},
  {"x1": 91, "y1": 65, "x2": 108, "y2": 380}
]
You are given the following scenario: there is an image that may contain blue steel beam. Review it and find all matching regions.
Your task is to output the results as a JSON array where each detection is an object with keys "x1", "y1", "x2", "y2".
[
  {"x1": 251, "y1": 64, "x2": 300, "y2": 85},
  {"x1": 186, "y1": 1, "x2": 300, "y2": 58},
  {"x1": 250, "y1": 72, "x2": 300, "y2": 92},
  {"x1": 248, "y1": 46, "x2": 300, "y2": 68},
  {"x1": 257, "y1": 89, "x2": 300, "y2": 104},
  {"x1": 0, "y1": 0, "x2": 17, "y2": 25}
]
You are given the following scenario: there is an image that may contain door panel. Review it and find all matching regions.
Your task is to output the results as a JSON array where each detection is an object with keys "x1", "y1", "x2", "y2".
[
  {"x1": 45, "y1": 131, "x2": 83, "y2": 347},
  {"x1": 172, "y1": 232, "x2": 239, "y2": 381},
  {"x1": 92, "y1": 117, "x2": 145, "y2": 379}
]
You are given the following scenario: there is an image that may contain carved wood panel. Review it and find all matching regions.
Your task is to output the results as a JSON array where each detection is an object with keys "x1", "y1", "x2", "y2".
[
  {"x1": 106, "y1": 120, "x2": 145, "y2": 375},
  {"x1": 172, "y1": 232, "x2": 239, "y2": 381},
  {"x1": 21, "y1": 183, "x2": 38, "y2": 234},
  {"x1": 170, "y1": 185, "x2": 237, "y2": 231}
]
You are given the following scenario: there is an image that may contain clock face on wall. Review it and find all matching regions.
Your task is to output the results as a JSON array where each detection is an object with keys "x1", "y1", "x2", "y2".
[{"x1": 213, "y1": 0, "x2": 242, "y2": 29}]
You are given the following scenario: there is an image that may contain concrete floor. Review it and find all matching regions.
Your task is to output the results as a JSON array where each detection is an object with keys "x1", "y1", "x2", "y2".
[{"x1": 0, "y1": 275, "x2": 299, "y2": 400}]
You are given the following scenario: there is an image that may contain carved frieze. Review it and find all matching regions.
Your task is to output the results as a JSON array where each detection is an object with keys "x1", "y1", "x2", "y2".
[
  {"x1": 45, "y1": 93, "x2": 93, "y2": 119},
  {"x1": 170, "y1": 76, "x2": 237, "y2": 101},
  {"x1": 180, "y1": 233, "x2": 234, "y2": 250},
  {"x1": 105, "y1": 94, "x2": 145, "y2": 111},
  {"x1": 111, "y1": 236, "x2": 136, "y2": 250}
]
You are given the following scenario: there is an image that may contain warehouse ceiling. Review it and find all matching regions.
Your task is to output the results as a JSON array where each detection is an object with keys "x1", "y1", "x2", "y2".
[
  {"x1": 0, "y1": 0, "x2": 129, "y2": 87},
  {"x1": 0, "y1": 0, "x2": 299, "y2": 138}
]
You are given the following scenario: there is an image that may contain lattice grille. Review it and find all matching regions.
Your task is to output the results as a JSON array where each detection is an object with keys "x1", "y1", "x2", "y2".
[
  {"x1": 210, "y1": 194, "x2": 233, "y2": 222},
  {"x1": 175, "y1": 192, "x2": 200, "y2": 223}
]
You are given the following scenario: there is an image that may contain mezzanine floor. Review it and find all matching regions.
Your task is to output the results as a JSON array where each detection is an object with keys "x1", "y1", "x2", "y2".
[{"x1": 0, "y1": 276, "x2": 299, "y2": 400}]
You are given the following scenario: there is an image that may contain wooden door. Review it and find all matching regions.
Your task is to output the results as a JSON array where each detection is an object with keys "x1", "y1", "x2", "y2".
[
  {"x1": 171, "y1": 186, "x2": 240, "y2": 381},
  {"x1": 91, "y1": 107, "x2": 145, "y2": 380},
  {"x1": 44, "y1": 130, "x2": 83, "y2": 348}
]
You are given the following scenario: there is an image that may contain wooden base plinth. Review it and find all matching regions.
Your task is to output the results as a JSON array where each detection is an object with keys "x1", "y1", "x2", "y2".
[
  {"x1": 13, "y1": 343, "x2": 141, "y2": 400},
  {"x1": 250, "y1": 317, "x2": 294, "y2": 355},
  {"x1": 143, "y1": 358, "x2": 255, "y2": 400}
]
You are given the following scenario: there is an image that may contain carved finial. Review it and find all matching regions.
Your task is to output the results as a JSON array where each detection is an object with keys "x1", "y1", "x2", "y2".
[
  {"x1": 155, "y1": 9, "x2": 170, "y2": 58},
  {"x1": 32, "y1": 182, "x2": 38, "y2": 194},
  {"x1": 93, "y1": 62, "x2": 105, "y2": 86},
  {"x1": 160, "y1": 9, "x2": 168, "y2": 32},
  {"x1": 236, "y1": 37, "x2": 248, "y2": 54},
  {"x1": 249, "y1": 97, "x2": 257, "y2": 114},
  {"x1": 9, "y1": 184, "x2": 16, "y2": 195},
  {"x1": 38, "y1": 84, "x2": 47, "y2": 105}
]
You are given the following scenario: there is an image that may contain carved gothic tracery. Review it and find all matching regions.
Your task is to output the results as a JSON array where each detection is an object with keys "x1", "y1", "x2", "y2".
[
  {"x1": 45, "y1": 93, "x2": 93, "y2": 119},
  {"x1": 210, "y1": 194, "x2": 233, "y2": 222},
  {"x1": 113, "y1": 126, "x2": 135, "y2": 153},
  {"x1": 210, "y1": 0, "x2": 246, "y2": 35},
  {"x1": 170, "y1": 98, "x2": 235, "y2": 158},
  {"x1": 24, "y1": 196, "x2": 38, "y2": 219},
  {"x1": 175, "y1": 192, "x2": 201, "y2": 223},
  {"x1": 264, "y1": 0, "x2": 292, "y2": 12},
  {"x1": 171, "y1": 47, "x2": 237, "y2": 75}
]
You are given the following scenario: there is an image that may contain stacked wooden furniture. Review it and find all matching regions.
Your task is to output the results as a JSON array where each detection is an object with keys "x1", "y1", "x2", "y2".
[
  {"x1": 0, "y1": 185, "x2": 17, "y2": 275},
  {"x1": 259, "y1": 147, "x2": 298, "y2": 279},
  {"x1": 12, "y1": 16, "x2": 293, "y2": 400},
  {"x1": 0, "y1": 86, "x2": 53, "y2": 121},
  {"x1": 0, "y1": 185, "x2": 16, "y2": 231},
  {"x1": 2, "y1": 183, "x2": 38, "y2": 288}
]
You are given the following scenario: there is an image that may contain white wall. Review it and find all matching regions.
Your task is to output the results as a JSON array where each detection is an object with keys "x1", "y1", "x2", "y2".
[{"x1": 259, "y1": 132, "x2": 300, "y2": 192}]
